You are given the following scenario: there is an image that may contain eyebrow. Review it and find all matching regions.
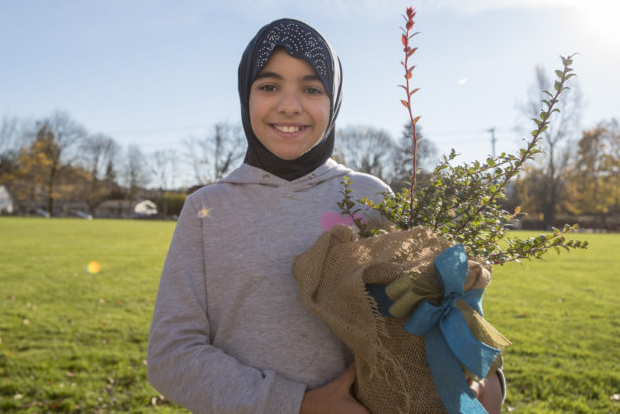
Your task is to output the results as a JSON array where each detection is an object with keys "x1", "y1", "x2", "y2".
[{"x1": 254, "y1": 71, "x2": 322, "y2": 82}]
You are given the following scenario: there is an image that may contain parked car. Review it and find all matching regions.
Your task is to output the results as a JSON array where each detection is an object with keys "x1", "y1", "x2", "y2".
[
  {"x1": 70, "y1": 210, "x2": 93, "y2": 220},
  {"x1": 34, "y1": 208, "x2": 50, "y2": 218}
]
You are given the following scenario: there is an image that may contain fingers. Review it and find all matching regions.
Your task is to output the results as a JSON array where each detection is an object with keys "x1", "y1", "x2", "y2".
[
  {"x1": 333, "y1": 363, "x2": 357, "y2": 394},
  {"x1": 468, "y1": 378, "x2": 481, "y2": 399},
  {"x1": 469, "y1": 374, "x2": 502, "y2": 414},
  {"x1": 300, "y1": 363, "x2": 370, "y2": 414},
  {"x1": 341, "y1": 363, "x2": 357, "y2": 383}
]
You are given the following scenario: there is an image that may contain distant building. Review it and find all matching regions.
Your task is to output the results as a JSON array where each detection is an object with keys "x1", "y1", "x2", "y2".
[
  {"x1": 133, "y1": 200, "x2": 158, "y2": 217},
  {"x1": 95, "y1": 199, "x2": 158, "y2": 219},
  {"x1": 96, "y1": 199, "x2": 133, "y2": 219},
  {"x1": 0, "y1": 186, "x2": 15, "y2": 214}
]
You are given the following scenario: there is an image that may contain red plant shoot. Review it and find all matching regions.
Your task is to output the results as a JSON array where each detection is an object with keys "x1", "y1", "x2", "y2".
[{"x1": 400, "y1": 6, "x2": 420, "y2": 221}]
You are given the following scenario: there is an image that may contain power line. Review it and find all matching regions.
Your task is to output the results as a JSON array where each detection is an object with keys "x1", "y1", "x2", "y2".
[
  {"x1": 427, "y1": 128, "x2": 490, "y2": 136},
  {"x1": 427, "y1": 127, "x2": 512, "y2": 137},
  {"x1": 104, "y1": 123, "x2": 211, "y2": 136}
]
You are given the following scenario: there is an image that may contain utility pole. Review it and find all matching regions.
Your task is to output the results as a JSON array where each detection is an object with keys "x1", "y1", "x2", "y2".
[{"x1": 488, "y1": 128, "x2": 497, "y2": 158}]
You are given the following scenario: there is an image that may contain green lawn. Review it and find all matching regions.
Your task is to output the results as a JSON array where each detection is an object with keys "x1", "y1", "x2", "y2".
[
  {"x1": 0, "y1": 217, "x2": 618, "y2": 413},
  {"x1": 486, "y1": 231, "x2": 620, "y2": 413},
  {"x1": 0, "y1": 217, "x2": 186, "y2": 413}
]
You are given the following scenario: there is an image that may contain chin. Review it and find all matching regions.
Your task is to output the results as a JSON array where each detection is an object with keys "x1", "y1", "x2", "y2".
[
  {"x1": 271, "y1": 147, "x2": 307, "y2": 161},
  {"x1": 276, "y1": 153, "x2": 301, "y2": 161}
]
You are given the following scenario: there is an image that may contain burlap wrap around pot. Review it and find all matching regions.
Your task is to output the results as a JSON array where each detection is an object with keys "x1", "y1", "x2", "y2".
[{"x1": 293, "y1": 225, "x2": 492, "y2": 414}]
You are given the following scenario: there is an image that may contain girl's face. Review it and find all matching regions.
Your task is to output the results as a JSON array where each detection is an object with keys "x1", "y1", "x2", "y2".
[{"x1": 249, "y1": 48, "x2": 330, "y2": 161}]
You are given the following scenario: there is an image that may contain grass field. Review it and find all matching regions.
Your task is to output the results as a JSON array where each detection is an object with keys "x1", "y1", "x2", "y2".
[
  {"x1": 0, "y1": 217, "x2": 185, "y2": 413},
  {"x1": 487, "y1": 230, "x2": 620, "y2": 413},
  {"x1": 0, "y1": 217, "x2": 618, "y2": 413}
]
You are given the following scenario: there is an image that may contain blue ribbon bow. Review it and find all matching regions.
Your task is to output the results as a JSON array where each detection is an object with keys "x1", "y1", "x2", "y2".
[{"x1": 366, "y1": 244, "x2": 501, "y2": 414}]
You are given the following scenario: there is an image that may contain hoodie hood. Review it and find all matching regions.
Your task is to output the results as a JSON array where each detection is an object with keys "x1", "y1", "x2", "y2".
[{"x1": 219, "y1": 158, "x2": 351, "y2": 191}]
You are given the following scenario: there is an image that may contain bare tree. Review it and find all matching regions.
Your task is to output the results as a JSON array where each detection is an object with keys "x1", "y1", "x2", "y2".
[
  {"x1": 148, "y1": 149, "x2": 179, "y2": 217},
  {"x1": 391, "y1": 122, "x2": 438, "y2": 189},
  {"x1": 515, "y1": 65, "x2": 583, "y2": 228},
  {"x1": 122, "y1": 145, "x2": 150, "y2": 203},
  {"x1": 184, "y1": 123, "x2": 246, "y2": 185},
  {"x1": 335, "y1": 125, "x2": 395, "y2": 182},
  {"x1": 565, "y1": 119, "x2": 620, "y2": 228},
  {"x1": 79, "y1": 133, "x2": 120, "y2": 215},
  {"x1": 26, "y1": 111, "x2": 87, "y2": 217},
  {"x1": 607, "y1": 119, "x2": 620, "y2": 214},
  {"x1": 0, "y1": 115, "x2": 23, "y2": 179},
  {"x1": 150, "y1": 149, "x2": 178, "y2": 191}
]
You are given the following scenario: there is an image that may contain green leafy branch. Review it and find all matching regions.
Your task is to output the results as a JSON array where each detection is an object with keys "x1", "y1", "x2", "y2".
[
  {"x1": 340, "y1": 52, "x2": 587, "y2": 264},
  {"x1": 337, "y1": 176, "x2": 372, "y2": 238}
]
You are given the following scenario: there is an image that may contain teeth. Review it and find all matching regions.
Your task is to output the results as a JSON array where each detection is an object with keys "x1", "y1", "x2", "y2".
[{"x1": 274, "y1": 125, "x2": 301, "y2": 133}]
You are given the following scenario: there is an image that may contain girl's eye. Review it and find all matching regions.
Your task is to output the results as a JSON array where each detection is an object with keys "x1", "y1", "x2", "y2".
[
  {"x1": 305, "y1": 86, "x2": 323, "y2": 95},
  {"x1": 258, "y1": 84, "x2": 277, "y2": 92}
]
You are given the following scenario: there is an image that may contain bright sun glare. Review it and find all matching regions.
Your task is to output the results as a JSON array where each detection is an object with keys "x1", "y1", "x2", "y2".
[{"x1": 577, "y1": 0, "x2": 620, "y2": 47}]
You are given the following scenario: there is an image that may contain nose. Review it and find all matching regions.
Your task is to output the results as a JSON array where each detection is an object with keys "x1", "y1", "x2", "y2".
[{"x1": 277, "y1": 91, "x2": 302, "y2": 115}]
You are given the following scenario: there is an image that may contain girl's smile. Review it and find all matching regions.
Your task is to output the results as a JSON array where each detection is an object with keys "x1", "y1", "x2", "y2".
[
  {"x1": 272, "y1": 124, "x2": 306, "y2": 133},
  {"x1": 249, "y1": 47, "x2": 330, "y2": 161}
]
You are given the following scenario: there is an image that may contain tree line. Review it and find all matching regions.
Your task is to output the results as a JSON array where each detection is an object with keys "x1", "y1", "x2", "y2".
[
  {"x1": 0, "y1": 111, "x2": 248, "y2": 218},
  {"x1": 511, "y1": 66, "x2": 620, "y2": 230},
  {"x1": 0, "y1": 107, "x2": 440, "y2": 219},
  {"x1": 0, "y1": 67, "x2": 618, "y2": 227}
]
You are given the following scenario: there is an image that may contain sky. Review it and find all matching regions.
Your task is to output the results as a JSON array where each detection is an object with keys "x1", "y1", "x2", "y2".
[{"x1": 1, "y1": 0, "x2": 619, "y2": 186}]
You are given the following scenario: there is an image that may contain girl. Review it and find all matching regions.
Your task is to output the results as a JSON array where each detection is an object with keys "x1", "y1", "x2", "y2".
[{"x1": 147, "y1": 18, "x2": 502, "y2": 414}]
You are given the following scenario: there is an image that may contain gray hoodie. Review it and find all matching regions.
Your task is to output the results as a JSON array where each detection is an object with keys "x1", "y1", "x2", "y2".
[{"x1": 147, "y1": 159, "x2": 390, "y2": 413}]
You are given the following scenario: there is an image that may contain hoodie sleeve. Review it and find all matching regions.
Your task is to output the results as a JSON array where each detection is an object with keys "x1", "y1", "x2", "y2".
[{"x1": 147, "y1": 195, "x2": 307, "y2": 414}]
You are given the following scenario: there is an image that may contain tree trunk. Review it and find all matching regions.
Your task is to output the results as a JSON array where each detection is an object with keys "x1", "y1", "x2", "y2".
[
  {"x1": 47, "y1": 164, "x2": 56, "y2": 217},
  {"x1": 600, "y1": 212, "x2": 607, "y2": 231}
]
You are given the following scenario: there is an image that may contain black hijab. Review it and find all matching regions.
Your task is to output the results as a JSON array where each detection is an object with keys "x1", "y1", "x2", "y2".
[{"x1": 238, "y1": 18, "x2": 343, "y2": 181}]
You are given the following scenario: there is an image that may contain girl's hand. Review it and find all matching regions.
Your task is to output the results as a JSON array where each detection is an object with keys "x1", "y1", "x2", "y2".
[
  {"x1": 300, "y1": 363, "x2": 370, "y2": 414},
  {"x1": 469, "y1": 372, "x2": 503, "y2": 414}
]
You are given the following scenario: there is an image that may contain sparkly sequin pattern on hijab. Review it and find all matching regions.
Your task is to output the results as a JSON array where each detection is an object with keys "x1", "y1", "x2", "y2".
[{"x1": 238, "y1": 19, "x2": 343, "y2": 181}]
